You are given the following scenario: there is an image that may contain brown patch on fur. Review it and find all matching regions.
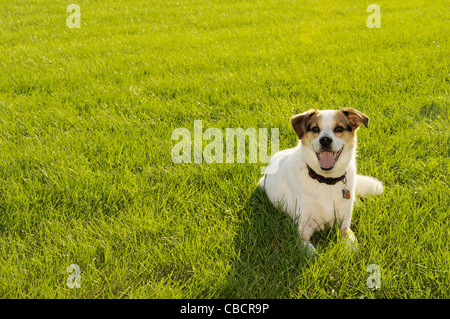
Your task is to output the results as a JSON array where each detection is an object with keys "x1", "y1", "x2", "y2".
[
  {"x1": 291, "y1": 109, "x2": 318, "y2": 140},
  {"x1": 334, "y1": 110, "x2": 355, "y2": 137},
  {"x1": 333, "y1": 110, "x2": 358, "y2": 147},
  {"x1": 339, "y1": 108, "x2": 369, "y2": 130}
]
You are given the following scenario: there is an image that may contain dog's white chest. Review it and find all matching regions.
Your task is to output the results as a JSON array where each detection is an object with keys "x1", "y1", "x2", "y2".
[{"x1": 298, "y1": 177, "x2": 353, "y2": 228}]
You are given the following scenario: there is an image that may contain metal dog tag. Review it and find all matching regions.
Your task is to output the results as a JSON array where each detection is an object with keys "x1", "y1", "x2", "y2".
[{"x1": 342, "y1": 189, "x2": 351, "y2": 199}]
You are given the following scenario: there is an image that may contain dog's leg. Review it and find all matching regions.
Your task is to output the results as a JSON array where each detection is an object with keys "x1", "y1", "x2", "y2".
[
  {"x1": 341, "y1": 228, "x2": 358, "y2": 252},
  {"x1": 258, "y1": 175, "x2": 265, "y2": 188},
  {"x1": 299, "y1": 225, "x2": 318, "y2": 257},
  {"x1": 355, "y1": 175, "x2": 383, "y2": 197},
  {"x1": 301, "y1": 240, "x2": 318, "y2": 257}
]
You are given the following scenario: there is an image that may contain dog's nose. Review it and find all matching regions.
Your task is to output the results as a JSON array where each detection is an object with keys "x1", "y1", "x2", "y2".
[{"x1": 319, "y1": 136, "x2": 332, "y2": 147}]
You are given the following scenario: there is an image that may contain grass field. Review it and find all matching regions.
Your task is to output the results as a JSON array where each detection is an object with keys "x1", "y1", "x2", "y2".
[{"x1": 0, "y1": 0, "x2": 448, "y2": 298}]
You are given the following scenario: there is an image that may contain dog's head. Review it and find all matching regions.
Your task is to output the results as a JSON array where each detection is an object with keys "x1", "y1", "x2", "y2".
[{"x1": 291, "y1": 108, "x2": 369, "y2": 176}]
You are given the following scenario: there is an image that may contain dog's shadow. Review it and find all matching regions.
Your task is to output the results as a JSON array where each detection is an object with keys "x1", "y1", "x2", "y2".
[{"x1": 220, "y1": 186, "x2": 316, "y2": 298}]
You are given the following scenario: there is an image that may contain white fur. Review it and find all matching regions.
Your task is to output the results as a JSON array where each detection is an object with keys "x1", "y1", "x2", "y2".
[{"x1": 259, "y1": 110, "x2": 383, "y2": 256}]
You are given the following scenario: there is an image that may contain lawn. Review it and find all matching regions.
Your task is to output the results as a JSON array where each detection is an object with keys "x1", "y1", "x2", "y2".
[{"x1": 0, "y1": 0, "x2": 448, "y2": 298}]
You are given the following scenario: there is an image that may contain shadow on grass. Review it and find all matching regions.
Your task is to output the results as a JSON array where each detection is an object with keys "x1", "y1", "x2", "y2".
[{"x1": 219, "y1": 186, "x2": 313, "y2": 298}]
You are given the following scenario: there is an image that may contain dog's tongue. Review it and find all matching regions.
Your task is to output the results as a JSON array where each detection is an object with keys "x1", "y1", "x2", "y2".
[{"x1": 319, "y1": 151, "x2": 335, "y2": 169}]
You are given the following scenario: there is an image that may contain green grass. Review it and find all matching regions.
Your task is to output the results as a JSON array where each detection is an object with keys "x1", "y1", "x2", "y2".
[{"x1": 0, "y1": 0, "x2": 448, "y2": 298}]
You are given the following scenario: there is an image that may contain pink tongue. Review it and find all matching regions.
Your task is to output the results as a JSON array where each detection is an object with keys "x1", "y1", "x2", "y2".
[{"x1": 319, "y1": 151, "x2": 335, "y2": 169}]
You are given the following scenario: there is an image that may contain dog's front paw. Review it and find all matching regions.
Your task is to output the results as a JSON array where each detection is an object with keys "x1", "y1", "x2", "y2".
[
  {"x1": 342, "y1": 229, "x2": 358, "y2": 252},
  {"x1": 301, "y1": 241, "x2": 318, "y2": 258},
  {"x1": 373, "y1": 180, "x2": 384, "y2": 195}
]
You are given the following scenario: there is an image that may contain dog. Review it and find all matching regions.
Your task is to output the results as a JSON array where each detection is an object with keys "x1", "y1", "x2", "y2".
[{"x1": 259, "y1": 108, "x2": 383, "y2": 255}]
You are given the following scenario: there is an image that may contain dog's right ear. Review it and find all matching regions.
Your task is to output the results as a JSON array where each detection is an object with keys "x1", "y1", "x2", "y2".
[{"x1": 291, "y1": 109, "x2": 317, "y2": 140}]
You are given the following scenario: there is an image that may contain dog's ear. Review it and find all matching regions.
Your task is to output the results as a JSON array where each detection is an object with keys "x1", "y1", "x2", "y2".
[
  {"x1": 291, "y1": 109, "x2": 317, "y2": 140},
  {"x1": 341, "y1": 108, "x2": 369, "y2": 129}
]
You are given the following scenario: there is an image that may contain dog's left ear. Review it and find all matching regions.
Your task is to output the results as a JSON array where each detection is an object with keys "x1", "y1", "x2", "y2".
[
  {"x1": 341, "y1": 108, "x2": 369, "y2": 129},
  {"x1": 291, "y1": 109, "x2": 317, "y2": 140}
]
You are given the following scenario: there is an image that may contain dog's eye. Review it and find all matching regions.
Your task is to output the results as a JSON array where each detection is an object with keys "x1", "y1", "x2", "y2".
[
  {"x1": 311, "y1": 126, "x2": 320, "y2": 133},
  {"x1": 334, "y1": 126, "x2": 344, "y2": 133}
]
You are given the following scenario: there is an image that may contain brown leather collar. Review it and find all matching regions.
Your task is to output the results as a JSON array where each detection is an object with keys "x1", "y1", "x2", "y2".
[{"x1": 306, "y1": 165, "x2": 346, "y2": 185}]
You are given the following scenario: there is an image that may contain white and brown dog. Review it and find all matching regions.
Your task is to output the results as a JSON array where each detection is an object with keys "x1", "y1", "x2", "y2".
[{"x1": 259, "y1": 108, "x2": 383, "y2": 255}]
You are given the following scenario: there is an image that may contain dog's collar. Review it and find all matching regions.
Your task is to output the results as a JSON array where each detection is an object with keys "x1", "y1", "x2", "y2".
[{"x1": 306, "y1": 165, "x2": 346, "y2": 185}]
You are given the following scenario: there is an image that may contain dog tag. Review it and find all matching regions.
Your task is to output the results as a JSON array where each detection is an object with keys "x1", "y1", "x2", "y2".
[{"x1": 342, "y1": 189, "x2": 351, "y2": 199}]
